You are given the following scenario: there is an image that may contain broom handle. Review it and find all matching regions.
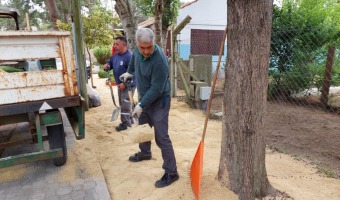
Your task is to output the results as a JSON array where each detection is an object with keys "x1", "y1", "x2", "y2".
[{"x1": 202, "y1": 26, "x2": 227, "y2": 141}]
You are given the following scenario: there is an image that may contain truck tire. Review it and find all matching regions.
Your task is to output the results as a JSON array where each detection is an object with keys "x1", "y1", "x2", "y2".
[{"x1": 47, "y1": 124, "x2": 67, "y2": 166}]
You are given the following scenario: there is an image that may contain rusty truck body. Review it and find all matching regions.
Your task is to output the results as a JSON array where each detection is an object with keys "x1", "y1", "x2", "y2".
[{"x1": 0, "y1": 8, "x2": 85, "y2": 167}]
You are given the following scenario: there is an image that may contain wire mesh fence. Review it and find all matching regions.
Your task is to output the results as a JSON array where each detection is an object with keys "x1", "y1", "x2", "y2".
[
  {"x1": 174, "y1": 27, "x2": 340, "y2": 117},
  {"x1": 170, "y1": 1, "x2": 340, "y2": 180},
  {"x1": 268, "y1": 27, "x2": 340, "y2": 113}
]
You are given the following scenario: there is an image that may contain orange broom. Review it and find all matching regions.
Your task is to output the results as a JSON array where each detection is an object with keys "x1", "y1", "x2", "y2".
[{"x1": 190, "y1": 26, "x2": 227, "y2": 200}]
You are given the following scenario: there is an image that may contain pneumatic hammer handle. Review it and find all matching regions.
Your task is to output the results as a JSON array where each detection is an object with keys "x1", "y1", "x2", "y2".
[{"x1": 125, "y1": 78, "x2": 134, "y2": 109}]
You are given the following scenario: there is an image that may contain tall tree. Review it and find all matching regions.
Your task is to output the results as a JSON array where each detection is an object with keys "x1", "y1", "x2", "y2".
[
  {"x1": 217, "y1": 1, "x2": 275, "y2": 199},
  {"x1": 57, "y1": 5, "x2": 116, "y2": 70},
  {"x1": 162, "y1": 0, "x2": 180, "y2": 43},
  {"x1": 154, "y1": 0, "x2": 163, "y2": 48},
  {"x1": 136, "y1": 0, "x2": 180, "y2": 49},
  {"x1": 44, "y1": 0, "x2": 60, "y2": 29},
  {"x1": 114, "y1": 0, "x2": 138, "y2": 51},
  {"x1": 56, "y1": 0, "x2": 72, "y2": 22}
]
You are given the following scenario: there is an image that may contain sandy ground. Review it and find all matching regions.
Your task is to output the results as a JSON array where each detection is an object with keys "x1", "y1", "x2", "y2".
[{"x1": 83, "y1": 75, "x2": 340, "y2": 200}]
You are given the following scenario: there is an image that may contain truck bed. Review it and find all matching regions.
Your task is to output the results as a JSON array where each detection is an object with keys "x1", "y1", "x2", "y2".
[{"x1": 0, "y1": 31, "x2": 79, "y2": 105}]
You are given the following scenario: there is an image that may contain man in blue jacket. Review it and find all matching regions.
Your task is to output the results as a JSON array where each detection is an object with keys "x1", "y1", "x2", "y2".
[
  {"x1": 103, "y1": 36, "x2": 135, "y2": 131},
  {"x1": 120, "y1": 28, "x2": 179, "y2": 188}
]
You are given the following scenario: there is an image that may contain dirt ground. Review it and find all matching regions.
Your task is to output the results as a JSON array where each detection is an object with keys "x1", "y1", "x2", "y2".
[
  {"x1": 265, "y1": 100, "x2": 340, "y2": 179},
  {"x1": 83, "y1": 76, "x2": 340, "y2": 199}
]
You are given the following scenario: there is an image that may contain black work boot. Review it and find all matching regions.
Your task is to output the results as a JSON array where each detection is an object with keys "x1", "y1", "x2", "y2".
[
  {"x1": 115, "y1": 123, "x2": 128, "y2": 131},
  {"x1": 155, "y1": 172, "x2": 179, "y2": 188},
  {"x1": 128, "y1": 152, "x2": 152, "y2": 162}
]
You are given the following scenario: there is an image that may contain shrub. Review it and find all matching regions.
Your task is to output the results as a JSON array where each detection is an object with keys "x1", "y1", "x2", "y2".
[
  {"x1": 93, "y1": 46, "x2": 111, "y2": 65},
  {"x1": 97, "y1": 70, "x2": 115, "y2": 82},
  {"x1": 268, "y1": 65, "x2": 313, "y2": 100},
  {"x1": 98, "y1": 70, "x2": 107, "y2": 78}
]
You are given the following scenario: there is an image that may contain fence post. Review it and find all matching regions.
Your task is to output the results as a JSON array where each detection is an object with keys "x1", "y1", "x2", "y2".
[
  {"x1": 320, "y1": 46, "x2": 336, "y2": 107},
  {"x1": 171, "y1": 15, "x2": 192, "y2": 97}
]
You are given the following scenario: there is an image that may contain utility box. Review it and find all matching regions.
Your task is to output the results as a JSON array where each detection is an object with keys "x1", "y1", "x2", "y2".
[
  {"x1": 190, "y1": 81, "x2": 210, "y2": 110},
  {"x1": 190, "y1": 81, "x2": 208, "y2": 101},
  {"x1": 200, "y1": 86, "x2": 211, "y2": 100},
  {"x1": 189, "y1": 55, "x2": 212, "y2": 86}
]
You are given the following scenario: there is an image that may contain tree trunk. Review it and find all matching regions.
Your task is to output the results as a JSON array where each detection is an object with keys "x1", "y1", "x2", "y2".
[
  {"x1": 154, "y1": 0, "x2": 163, "y2": 49},
  {"x1": 162, "y1": 0, "x2": 179, "y2": 50},
  {"x1": 114, "y1": 0, "x2": 138, "y2": 51},
  {"x1": 217, "y1": 1, "x2": 275, "y2": 199},
  {"x1": 44, "y1": 0, "x2": 60, "y2": 30}
]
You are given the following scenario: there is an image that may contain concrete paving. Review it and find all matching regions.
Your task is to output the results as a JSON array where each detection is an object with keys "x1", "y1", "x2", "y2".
[{"x1": 0, "y1": 114, "x2": 111, "y2": 200}]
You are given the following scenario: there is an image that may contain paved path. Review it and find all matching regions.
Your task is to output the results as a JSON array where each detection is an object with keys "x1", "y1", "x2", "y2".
[{"x1": 0, "y1": 114, "x2": 111, "y2": 200}]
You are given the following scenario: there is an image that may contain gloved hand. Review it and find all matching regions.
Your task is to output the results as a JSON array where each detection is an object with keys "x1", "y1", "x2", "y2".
[
  {"x1": 102, "y1": 64, "x2": 110, "y2": 71},
  {"x1": 132, "y1": 103, "x2": 143, "y2": 118},
  {"x1": 118, "y1": 83, "x2": 126, "y2": 90},
  {"x1": 119, "y1": 72, "x2": 133, "y2": 83}
]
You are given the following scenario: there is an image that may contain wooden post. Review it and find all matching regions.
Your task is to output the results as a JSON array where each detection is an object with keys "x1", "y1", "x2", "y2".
[
  {"x1": 176, "y1": 53, "x2": 195, "y2": 108},
  {"x1": 171, "y1": 15, "x2": 192, "y2": 97},
  {"x1": 25, "y1": 13, "x2": 30, "y2": 31},
  {"x1": 320, "y1": 46, "x2": 336, "y2": 107},
  {"x1": 175, "y1": 53, "x2": 200, "y2": 81}
]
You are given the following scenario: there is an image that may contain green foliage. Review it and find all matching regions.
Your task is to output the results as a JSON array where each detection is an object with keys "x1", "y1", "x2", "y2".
[
  {"x1": 57, "y1": 5, "x2": 117, "y2": 49},
  {"x1": 109, "y1": 69, "x2": 115, "y2": 82},
  {"x1": 317, "y1": 166, "x2": 335, "y2": 178},
  {"x1": 98, "y1": 70, "x2": 107, "y2": 78},
  {"x1": 135, "y1": 0, "x2": 181, "y2": 28},
  {"x1": 268, "y1": 66, "x2": 314, "y2": 99},
  {"x1": 98, "y1": 69, "x2": 115, "y2": 82},
  {"x1": 0, "y1": 0, "x2": 50, "y2": 30},
  {"x1": 135, "y1": 0, "x2": 154, "y2": 15},
  {"x1": 311, "y1": 63, "x2": 340, "y2": 90},
  {"x1": 55, "y1": 0, "x2": 72, "y2": 23},
  {"x1": 56, "y1": 20, "x2": 71, "y2": 31},
  {"x1": 82, "y1": 6, "x2": 118, "y2": 49},
  {"x1": 269, "y1": 0, "x2": 340, "y2": 99},
  {"x1": 1, "y1": 0, "x2": 120, "y2": 32},
  {"x1": 162, "y1": 0, "x2": 181, "y2": 28},
  {"x1": 93, "y1": 46, "x2": 111, "y2": 65},
  {"x1": 308, "y1": 62, "x2": 325, "y2": 90},
  {"x1": 0, "y1": 66, "x2": 24, "y2": 72},
  {"x1": 300, "y1": 48, "x2": 340, "y2": 90},
  {"x1": 331, "y1": 66, "x2": 340, "y2": 86}
]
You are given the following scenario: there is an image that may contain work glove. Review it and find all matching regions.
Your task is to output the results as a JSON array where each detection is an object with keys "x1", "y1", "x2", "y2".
[
  {"x1": 102, "y1": 64, "x2": 110, "y2": 71},
  {"x1": 119, "y1": 72, "x2": 133, "y2": 83},
  {"x1": 132, "y1": 103, "x2": 143, "y2": 118},
  {"x1": 118, "y1": 83, "x2": 126, "y2": 90}
]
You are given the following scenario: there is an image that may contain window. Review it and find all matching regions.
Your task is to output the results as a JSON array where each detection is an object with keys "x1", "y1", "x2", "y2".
[{"x1": 191, "y1": 29, "x2": 225, "y2": 55}]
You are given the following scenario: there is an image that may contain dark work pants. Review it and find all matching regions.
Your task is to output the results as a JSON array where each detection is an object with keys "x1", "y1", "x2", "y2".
[
  {"x1": 118, "y1": 86, "x2": 135, "y2": 126},
  {"x1": 138, "y1": 96, "x2": 177, "y2": 174}
]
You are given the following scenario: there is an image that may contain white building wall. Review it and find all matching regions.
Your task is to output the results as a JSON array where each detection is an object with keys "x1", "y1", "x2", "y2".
[
  {"x1": 176, "y1": 0, "x2": 227, "y2": 46},
  {"x1": 176, "y1": 0, "x2": 227, "y2": 77}
]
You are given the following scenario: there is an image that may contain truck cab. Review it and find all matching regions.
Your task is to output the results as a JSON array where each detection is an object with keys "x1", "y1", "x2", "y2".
[{"x1": 0, "y1": 7, "x2": 20, "y2": 30}]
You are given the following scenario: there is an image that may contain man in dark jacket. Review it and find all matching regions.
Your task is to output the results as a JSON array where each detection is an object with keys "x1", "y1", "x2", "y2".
[
  {"x1": 103, "y1": 36, "x2": 135, "y2": 131},
  {"x1": 120, "y1": 28, "x2": 179, "y2": 188}
]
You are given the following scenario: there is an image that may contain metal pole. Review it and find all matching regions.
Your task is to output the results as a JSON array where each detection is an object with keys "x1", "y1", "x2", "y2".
[
  {"x1": 73, "y1": 0, "x2": 89, "y2": 111},
  {"x1": 170, "y1": 27, "x2": 176, "y2": 97}
]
